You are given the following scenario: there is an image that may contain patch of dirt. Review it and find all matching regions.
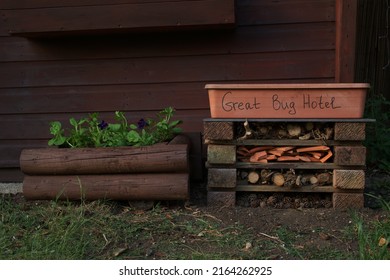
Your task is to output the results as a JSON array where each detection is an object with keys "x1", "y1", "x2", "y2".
[
  {"x1": 185, "y1": 176, "x2": 390, "y2": 259},
  {"x1": 4, "y1": 172, "x2": 390, "y2": 259}
]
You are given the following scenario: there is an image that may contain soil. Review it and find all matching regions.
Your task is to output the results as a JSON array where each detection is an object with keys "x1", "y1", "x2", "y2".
[
  {"x1": 184, "y1": 171, "x2": 390, "y2": 259},
  {"x1": 3, "y1": 171, "x2": 390, "y2": 259}
]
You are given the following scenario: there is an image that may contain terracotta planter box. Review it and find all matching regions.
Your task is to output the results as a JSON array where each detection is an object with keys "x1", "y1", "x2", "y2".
[
  {"x1": 20, "y1": 135, "x2": 189, "y2": 201},
  {"x1": 206, "y1": 83, "x2": 370, "y2": 119}
]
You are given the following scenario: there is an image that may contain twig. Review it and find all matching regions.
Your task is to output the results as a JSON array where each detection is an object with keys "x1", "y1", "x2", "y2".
[{"x1": 257, "y1": 232, "x2": 285, "y2": 244}]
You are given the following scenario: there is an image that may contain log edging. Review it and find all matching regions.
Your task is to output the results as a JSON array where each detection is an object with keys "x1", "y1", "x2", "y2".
[{"x1": 21, "y1": 135, "x2": 190, "y2": 201}]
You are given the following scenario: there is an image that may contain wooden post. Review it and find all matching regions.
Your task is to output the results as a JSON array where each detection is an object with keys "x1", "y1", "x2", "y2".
[
  {"x1": 334, "y1": 146, "x2": 366, "y2": 166},
  {"x1": 334, "y1": 123, "x2": 365, "y2": 140},
  {"x1": 203, "y1": 121, "x2": 234, "y2": 141},
  {"x1": 207, "y1": 191, "x2": 235, "y2": 207},
  {"x1": 333, "y1": 193, "x2": 364, "y2": 209},
  {"x1": 207, "y1": 168, "x2": 236, "y2": 189},
  {"x1": 335, "y1": 0, "x2": 358, "y2": 82},
  {"x1": 333, "y1": 170, "x2": 365, "y2": 190},
  {"x1": 207, "y1": 145, "x2": 236, "y2": 164}
]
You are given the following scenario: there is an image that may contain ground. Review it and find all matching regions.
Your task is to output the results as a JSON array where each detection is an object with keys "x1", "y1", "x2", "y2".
[{"x1": 1, "y1": 171, "x2": 389, "y2": 260}]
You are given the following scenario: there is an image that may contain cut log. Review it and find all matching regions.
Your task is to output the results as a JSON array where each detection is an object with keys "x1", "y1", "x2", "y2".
[
  {"x1": 305, "y1": 122, "x2": 314, "y2": 131},
  {"x1": 272, "y1": 172, "x2": 285, "y2": 187},
  {"x1": 309, "y1": 176, "x2": 319, "y2": 185},
  {"x1": 20, "y1": 141, "x2": 188, "y2": 175},
  {"x1": 284, "y1": 170, "x2": 297, "y2": 187},
  {"x1": 287, "y1": 124, "x2": 302, "y2": 137},
  {"x1": 295, "y1": 175, "x2": 302, "y2": 187},
  {"x1": 23, "y1": 173, "x2": 189, "y2": 201},
  {"x1": 260, "y1": 169, "x2": 274, "y2": 184},
  {"x1": 239, "y1": 170, "x2": 249, "y2": 180},
  {"x1": 317, "y1": 172, "x2": 332, "y2": 185},
  {"x1": 248, "y1": 171, "x2": 260, "y2": 184},
  {"x1": 257, "y1": 125, "x2": 270, "y2": 135},
  {"x1": 301, "y1": 175, "x2": 314, "y2": 185}
]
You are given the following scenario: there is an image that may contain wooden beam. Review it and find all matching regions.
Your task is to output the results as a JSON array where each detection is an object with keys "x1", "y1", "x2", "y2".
[
  {"x1": 236, "y1": 184, "x2": 334, "y2": 193},
  {"x1": 335, "y1": 0, "x2": 358, "y2": 82}
]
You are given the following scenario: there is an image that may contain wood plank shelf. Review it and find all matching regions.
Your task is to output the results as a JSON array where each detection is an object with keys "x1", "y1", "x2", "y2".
[
  {"x1": 204, "y1": 118, "x2": 376, "y2": 123},
  {"x1": 236, "y1": 184, "x2": 334, "y2": 193},
  {"x1": 207, "y1": 162, "x2": 364, "y2": 170},
  {"x1": 206, "y1": 139, "x2": 363, "y2": 146}
]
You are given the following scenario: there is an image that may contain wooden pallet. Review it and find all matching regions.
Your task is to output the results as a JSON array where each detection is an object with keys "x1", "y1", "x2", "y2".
[{"x1": 204, "y1": 119, "x2": 374, "y2": 209}]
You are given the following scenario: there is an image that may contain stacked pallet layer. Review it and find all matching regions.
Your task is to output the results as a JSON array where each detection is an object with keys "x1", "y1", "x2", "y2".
[{"x1": 204, "y1": 120, "x2": 371, "y2": 208}]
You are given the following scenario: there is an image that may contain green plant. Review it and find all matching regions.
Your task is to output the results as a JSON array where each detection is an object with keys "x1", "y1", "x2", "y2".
[
  {"x1": 364, "y1": 94, "x2": 390, "y2": 172},
  {"x1": 48, "y1": 107, "x2": 182, "y2": 148},
  {"x1": 352, "y1": 211, "x2": 390, "y2": 260}
]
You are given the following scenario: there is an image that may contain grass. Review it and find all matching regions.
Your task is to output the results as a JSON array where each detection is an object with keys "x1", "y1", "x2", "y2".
[
  {"x1": 352, "y1": 195, "x2": 390, "y2": 260},
  {"x1": 1, "y1": 194, "x2": 389, "y2": 260},
  {"x1": 0, "y1": 196, "x2": 265, "y2": 260},
  {"x1": 364, "y1": 94, "x2": 390, "y2": 172}
]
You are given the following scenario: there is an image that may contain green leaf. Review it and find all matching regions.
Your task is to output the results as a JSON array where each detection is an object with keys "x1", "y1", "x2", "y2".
[
  {"x1": 126, "y1": 130, "x2": 141, "y2": 144},
  {"x1": 49, "y1": 121, "x2": 62, "y2": 135},
  {"x1": 48, "y1": 135, "x2": 66, "y2": 146},
  {"x1": 169, "y1": 120, "x2": 182, "y2": 127},
  {"x1": 69, "y1": 118, "x2": 78, "y2": 127},
  {"x1": 172, "y1": 127, "x2": 182, "y2": 134},
  {"x1": 108, "y1": 124, "x2": 121, "y2": 131}
]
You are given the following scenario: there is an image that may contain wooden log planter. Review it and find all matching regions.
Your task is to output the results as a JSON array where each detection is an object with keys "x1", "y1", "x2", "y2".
[{"x1": 20, "y1": 135, "x2": 190, "y2": 201}]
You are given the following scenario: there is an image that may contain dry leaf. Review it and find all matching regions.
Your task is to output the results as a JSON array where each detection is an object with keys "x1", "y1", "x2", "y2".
[
  {"x1": 378, "y1": 237, "x2": 388, "y2": 247},
  {"x1": 319, "y1": 232, "x2": 331, "y2": 241},
  {"x1": 244, "y1": 242, "x2": 252, "y2": 251},
  {"x1": 113, "y1": 247, "x2": 128, "y2": 257}
]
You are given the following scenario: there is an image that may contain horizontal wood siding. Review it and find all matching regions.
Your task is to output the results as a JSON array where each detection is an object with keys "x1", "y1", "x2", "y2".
[
  {"x1": 0, "y1": 0, "x2": 341, "y2": 181},
  {"x1": 1, "y1": 0, "x2": 235, "y2": 36}
]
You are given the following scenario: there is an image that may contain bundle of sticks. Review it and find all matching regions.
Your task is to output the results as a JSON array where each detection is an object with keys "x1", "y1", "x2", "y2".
[
  {"x1": 238, "y1": 169, "x2": 333, "y2": 187},
  {"x1": 237, "y1": 145, "x2": 333, "y2": 163}
]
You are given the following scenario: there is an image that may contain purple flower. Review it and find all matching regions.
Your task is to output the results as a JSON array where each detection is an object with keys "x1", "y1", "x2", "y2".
[
  {"x1": 98, "y1": 120, "x2": 108, "y2": 130},
  {"x1": 137, "y1": 118, "x2": 148, "y2": 129}
]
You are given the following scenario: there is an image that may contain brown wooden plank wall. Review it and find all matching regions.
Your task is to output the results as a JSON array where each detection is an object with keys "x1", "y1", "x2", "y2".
[{"x1": 0, "y1": 0, "x2": 340, "y2": 181}]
